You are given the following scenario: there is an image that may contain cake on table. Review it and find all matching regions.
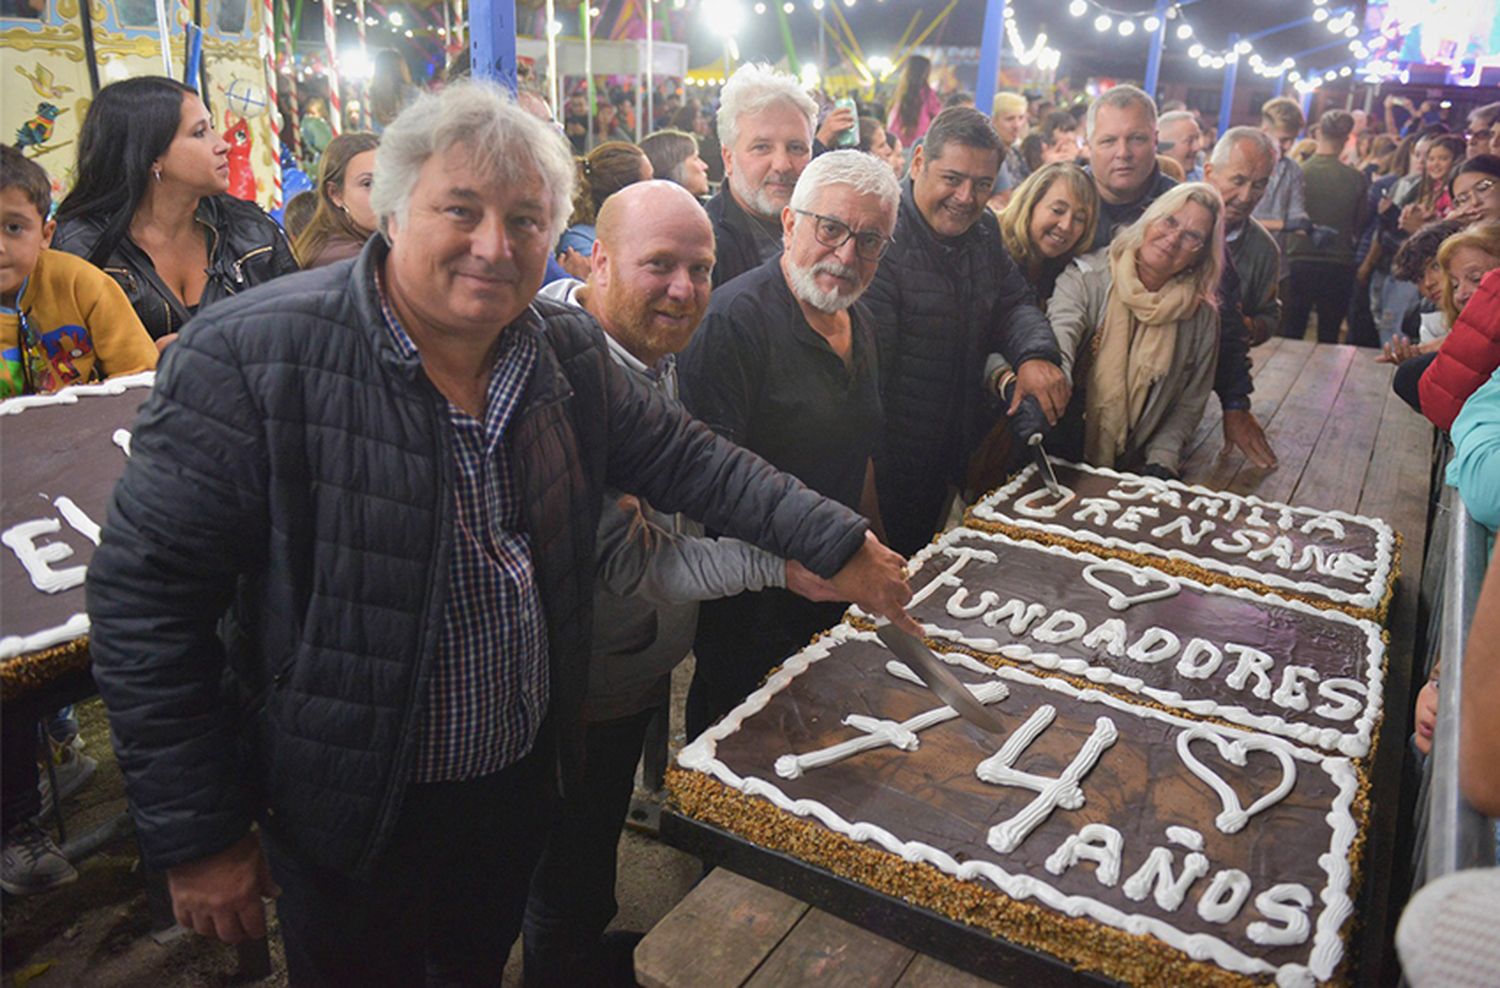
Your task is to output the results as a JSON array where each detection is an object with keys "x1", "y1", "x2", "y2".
[
  {"x1": 1, "y1": 373, "x2": 153, "y2": 698},
  {"x1": 966, "y1": 459, "x2": 1398, "y2": 621},
  {"x1": 669, "y1": 461, "x2": 1393, "y2": 987}
]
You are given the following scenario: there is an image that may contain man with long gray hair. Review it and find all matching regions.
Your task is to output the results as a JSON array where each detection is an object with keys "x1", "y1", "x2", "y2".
[
  {"x1": 85, "y1": 84, "x2": 915, "y2": 983},
  {"x1": 679, "y1": 149, "x2": 901, "y2": 738},
  {"x1": 705, "y1": 62, "x2": 819, "y2": 286}
]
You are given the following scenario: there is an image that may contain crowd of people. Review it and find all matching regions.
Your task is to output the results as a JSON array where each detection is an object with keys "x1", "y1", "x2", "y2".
[{"x1": 2, "y1": 52, "x2": 1499, "y2": 987}]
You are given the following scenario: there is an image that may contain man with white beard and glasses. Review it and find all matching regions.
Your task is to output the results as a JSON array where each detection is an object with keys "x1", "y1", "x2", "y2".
[
  {"x1": 705, "y1": 63, "x2": 817, "y2": 287},
  {"x1": 679, "y1": 150, "x2": 900, "y2": 737}
]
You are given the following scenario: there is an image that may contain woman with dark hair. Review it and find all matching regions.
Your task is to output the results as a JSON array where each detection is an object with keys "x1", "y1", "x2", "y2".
[
  {"x1": 53, "y1": 76, "x2": 296, "y2": 342},
  {"x1": 554, "y1": 142, "x2": 652, "y2": 276},
  {"x1": 639, "y1": 128, "x2": 710, "y2": 196},
  {"x1": 1448, "y1": 154, "x2": 1500, "y2": 227},
  {"x1": 856, "y1": 116, "x2": 903, "y2": 176},
  {"x1": 1396, "y1": 133, "x2": 1467, "y2": 231},
  {"x1": 292, "y1": 131, "x2": 379, "y2": 268},
  {"x1": 886, "y1": 54, "x2": 941, "y2": 148}
]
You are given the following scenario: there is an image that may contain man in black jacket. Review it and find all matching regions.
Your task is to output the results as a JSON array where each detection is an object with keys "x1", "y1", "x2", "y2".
[
  {"x1": 863, "y1": 107, "x2": 1067, "y2": 555},
  {"x1": 704, "y1": 63, "x2": 817, "y2": 287},
  {"x1": 85, "y1": 82, "x2": 913, "y2": 985}
]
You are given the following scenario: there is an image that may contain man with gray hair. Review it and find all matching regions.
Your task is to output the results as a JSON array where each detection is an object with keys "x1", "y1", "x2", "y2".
[
  {"x1": 706, "y1": 62, "x2": 819, "y2": 287},
  {"x1": 85, "y1": 84, "x2": 915, "y2": 982},
  {"x1": 1204, "y1": 126, "x2": 1283, "y2": 469},
  {"x1": 679, "y1": 150, "x2": 901, "y2": 737},
  {"x1": 1085, "y1": 84, "x2": 1177, "y2": 249},
  {"x1": 1158, "y1": 109, "x2": 1204, "y2": 182}
]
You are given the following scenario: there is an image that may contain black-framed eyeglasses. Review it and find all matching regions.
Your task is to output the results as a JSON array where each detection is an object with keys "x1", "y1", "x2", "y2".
[
  {"x1": 1452, "y1": 178, "x2": 1496, "y2": 211},
  {"x1": 793, "y1": 209, "x2": 893, "y2": 261}
]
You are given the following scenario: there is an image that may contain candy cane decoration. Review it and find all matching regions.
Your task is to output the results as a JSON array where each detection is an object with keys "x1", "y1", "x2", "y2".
[
  {"x1": 262, "y1": 0, "x2": 285, "y2": 208},
  {"x1": 278, "y1": 0, "x2": 300, "y2": 161},
  {"x1": 322, "y1": 0, "x2": 342, "y2": 135},
  {"x1": 354, "y1": 0, "x2": 367, "y2": 129}
]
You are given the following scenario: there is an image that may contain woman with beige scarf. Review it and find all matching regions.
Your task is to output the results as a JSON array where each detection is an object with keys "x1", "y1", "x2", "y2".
[{"x1": 1037, "y1": 182, "x2": 1226, "y2": 477}]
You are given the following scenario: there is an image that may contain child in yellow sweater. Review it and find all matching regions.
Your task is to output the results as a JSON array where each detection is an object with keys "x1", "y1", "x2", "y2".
[{"x1": 1, "y1": 145, "x2": 156, "y2": 397}]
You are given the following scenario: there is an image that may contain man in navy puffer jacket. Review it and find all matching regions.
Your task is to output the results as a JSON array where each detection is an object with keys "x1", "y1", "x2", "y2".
[{"x1": 85, "y1": 81, "x2": 914, "y2": 986}]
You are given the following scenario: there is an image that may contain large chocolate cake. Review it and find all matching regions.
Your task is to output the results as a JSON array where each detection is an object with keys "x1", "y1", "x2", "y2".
[
  {"x1": 671, "y1": 496, "x2": 1389, "y2": 985},
  {"x1": 1, "y1": 373, "x2": 153, "y2": 698},
  {"x1": 672, "y1": 623, "x2": 1363, "y2": 988},
  {"x1": 967, "y1": 460, "x2": 1397, "y2": 620}
]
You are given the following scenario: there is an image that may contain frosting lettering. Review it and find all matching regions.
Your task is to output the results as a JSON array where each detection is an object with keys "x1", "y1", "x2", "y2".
[
  {"x1": 1126, "y1": 627, "x2": 1181, "y2": 665},
  {"x1": 3, "y1": 517, "x2": 87, "y2": 594},
  {"x1": 1123, "y1": 845, "x2": 1212, "y2": 911},
  {"x1": 1198, "y1": 869, "x2": 1254, "y2": 924},
  {"x1": 1247, "y1": 884, "x2": 1314, "y2": 946},
  {"x1": 1272, "y1": 666, "x2": 1319, "y2": 712},
  {"x1": 1225, "y1": 645, "x2": 1275, "y2": 699},
  {"x1": 983, "y1": 598, "x2": 1049, "y2": 636},
  {"x1": 1044, "y1": 824, "x2": 1124, "y2": 886},
  {"x1": 978, "y1": 706, "x2": 1118, "y2": 853},
  {"x1": 1150, "y1": 515, "x2": 1217, "y2": 546},
  {"x1": 1073, "y1": 497, "x2": 1119, "y2": 525},
  {"x1": 1013, "y1": 485, "x2": 1076, "y2": 519},
  {"x1": 1176, "y1": 638, "x2": 1224, "y2": 679}
]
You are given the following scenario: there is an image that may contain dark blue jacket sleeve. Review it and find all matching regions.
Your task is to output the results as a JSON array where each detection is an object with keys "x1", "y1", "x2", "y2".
[{"x1": 1215, "y1": 254, "x2": 1254, "y2": 412}]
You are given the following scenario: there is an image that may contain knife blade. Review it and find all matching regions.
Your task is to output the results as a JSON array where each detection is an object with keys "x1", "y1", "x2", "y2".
[
  {"x1": 1029, "y1": 432, "x2": 1063, "y2": 497},
  {"x1": 874, "y1": 624, "x2": 1009, "y2": 735}
]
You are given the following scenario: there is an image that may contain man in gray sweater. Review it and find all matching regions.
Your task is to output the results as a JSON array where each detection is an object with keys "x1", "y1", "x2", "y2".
[{"x1": 526, "y1": 181, "x2": 839, "y2": 985}]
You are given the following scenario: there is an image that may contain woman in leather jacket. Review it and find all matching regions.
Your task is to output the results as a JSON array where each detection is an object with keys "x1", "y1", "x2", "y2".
[{"x1": 53, "y1": 76, "x2": 297, "y2": 343}]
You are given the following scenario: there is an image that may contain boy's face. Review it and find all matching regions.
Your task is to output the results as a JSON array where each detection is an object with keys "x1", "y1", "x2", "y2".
[{"x1": 0, "y1": 187, "x2": 55, "y2": 304}]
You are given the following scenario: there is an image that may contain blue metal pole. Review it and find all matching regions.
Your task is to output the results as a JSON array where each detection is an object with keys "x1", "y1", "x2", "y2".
[
  {"x1": 1218, "y1": 33, "x2": 1240, "y2": 135},
  {"x1": 975, "y1": 0, "x2": 1005, "y2": 119},
  {"x1": 470, "y1": 0, "x2": 517, "y2": 93},
  {"x1": 1143, "y1": 0, "x2": 1171, "y2": 99}
]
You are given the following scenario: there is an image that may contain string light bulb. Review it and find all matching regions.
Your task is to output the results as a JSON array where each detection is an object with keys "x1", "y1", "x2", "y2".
[
  {"x1": 1142, "y1": 15, "x2": 1159, "y2": 31},
  {"x1": 1118, "y1": 19, "x2": 1134, "y2": 36},
  {"x1": 1068, "y1": 0, "x2": 1086, "y2": 16},
  {"x1": 1176, "y1": 24, "x2": 1191, "y2": 39},
  {"x1": 1093, "y1": 13, "x2": 1112, "y2": 31}
]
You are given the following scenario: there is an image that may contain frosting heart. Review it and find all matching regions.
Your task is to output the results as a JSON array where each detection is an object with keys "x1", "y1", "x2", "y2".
[
  {"x1": 1080, "y1": 560, "x2": 1181, "y2": 611},
  {"x1": 1176, "y1": 726, "x2": 1297, "y2": 835}
]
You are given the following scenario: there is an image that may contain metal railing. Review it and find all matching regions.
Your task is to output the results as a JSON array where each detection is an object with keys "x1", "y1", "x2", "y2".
[{"x1": 1420, "y1": 485, "x2": 1495, "y2": 884}]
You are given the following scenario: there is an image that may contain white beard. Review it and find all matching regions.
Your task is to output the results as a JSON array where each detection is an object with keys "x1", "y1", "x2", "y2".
[{"x1": 786, "y1": 257, "x2": 861, "y2": 313}]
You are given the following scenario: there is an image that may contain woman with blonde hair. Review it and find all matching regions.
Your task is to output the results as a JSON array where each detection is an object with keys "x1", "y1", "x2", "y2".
[
  {"x1": 1043, "y1": 183, "x2": 1227, "y2": 477},
  {"x1": 997, "y1": 162, "x2": 1099, "y2": 305},
  {"x1": 292, "y1": 131, "x2": 379, "y2": 268}
]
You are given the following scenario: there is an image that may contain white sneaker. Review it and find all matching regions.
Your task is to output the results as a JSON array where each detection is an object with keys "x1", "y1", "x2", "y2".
[
  {"x1": 1, "y1": 822, "x2": 78, "y2": 896},
  {"x1": 35, "y1": 747, "x2": 97, "y2": 814}
]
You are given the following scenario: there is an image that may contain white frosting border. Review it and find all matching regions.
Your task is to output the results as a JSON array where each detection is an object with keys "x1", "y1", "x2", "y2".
[
  {"x1": 678, "y1": 623, "x2": 1359, "y2": 988},
  {"x1": 1, "y1": 372, "x2": 154, "y2": 659},
  {"x1": 0, "y1": 371, "x2": 155, "y2": 416},
  {"x1": 855, "y1": 526, "x2": 1387, "y2": 759},
  {"x1": 970, "y1": 460, "x2": 1397, "y2": 612}
]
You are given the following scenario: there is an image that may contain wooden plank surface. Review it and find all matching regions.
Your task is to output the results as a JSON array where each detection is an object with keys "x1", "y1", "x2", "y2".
[
  {"x1": 1289, "y1": 352, "x2": 1393, "y2": 512},
  {"x1": 744, "y1": 907, "x2": 916, "y2": 988},
  {"x1": 1179, "y1": 336, "x2": 1308, "y2": 485},
  {"x1": 636, "y1": 868, "x2": 809, "y2": 988},
  {"x1": 895, "y1": 953, "x2": 1012, "y2": 987},
  {"x1": 1225, "y1": 343, "x2": 1357, "y2": 501}
]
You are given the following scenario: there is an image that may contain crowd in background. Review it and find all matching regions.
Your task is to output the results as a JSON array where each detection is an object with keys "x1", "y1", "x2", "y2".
[{"x1": 3, "y1": 46, "x2": 1500, "y2": 988}]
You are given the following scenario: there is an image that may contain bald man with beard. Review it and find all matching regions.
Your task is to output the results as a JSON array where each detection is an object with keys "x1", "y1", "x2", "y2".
[{"x1": 526, "y1": 181, "x2": 840, "y2": 986}]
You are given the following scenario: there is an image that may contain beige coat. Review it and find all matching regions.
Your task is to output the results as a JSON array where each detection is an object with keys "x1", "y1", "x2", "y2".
[{"x1": 1047, "y1": 248, "x2": 1220, "y2": 473}]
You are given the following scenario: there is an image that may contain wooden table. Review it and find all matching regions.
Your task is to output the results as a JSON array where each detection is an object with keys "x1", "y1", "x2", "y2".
[{"x1": 645, "y1": 340, "x2": 1437, "y2": 988}]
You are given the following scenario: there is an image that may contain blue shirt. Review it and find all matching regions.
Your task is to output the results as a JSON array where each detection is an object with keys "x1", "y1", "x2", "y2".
[{"x1": 376, "y1": 274, "x2": 550, "y2": 782}]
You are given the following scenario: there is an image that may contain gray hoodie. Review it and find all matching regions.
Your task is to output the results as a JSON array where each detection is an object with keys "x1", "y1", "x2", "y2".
[{"x1": 539, "y1": 279, "x2": 787, "y2": 721}]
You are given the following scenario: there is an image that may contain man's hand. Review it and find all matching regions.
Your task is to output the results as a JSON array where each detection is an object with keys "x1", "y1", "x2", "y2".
[
  {"x1": 786, "y1": 559, "x2": 844, "y2": 602},
  {"x1": 1010, "y1": 359, "x2": 1070, "y2": 425},
  {"x1": 557, "y1": 247, "x2": 591, "y2": 280},
  {"x1": 828, "y1": 530, "x2": 918, "y2": 634},
  {"x1": 166, "y1": 832, "x2": 279, "y2": 944},
  {"x1": 1222, "y1": 409, "x2": 1278, "y2": 469},
  {"x1": 816, "y1": 105, "x2": 856, "y2": 148}
]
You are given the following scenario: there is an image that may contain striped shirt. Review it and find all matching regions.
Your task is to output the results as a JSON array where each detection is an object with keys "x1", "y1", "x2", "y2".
[{"x1": 376, "y1": 277, "x2": 549, "y2": 782}]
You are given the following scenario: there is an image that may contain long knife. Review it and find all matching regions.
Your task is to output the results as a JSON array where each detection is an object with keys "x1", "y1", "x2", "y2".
[
  {"x1": 875, "y1": 624, "x2": 1009, "y2": 735},
  {"x1": 1029, "y1": 432, "x2": 1063, "y2": 497}
]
